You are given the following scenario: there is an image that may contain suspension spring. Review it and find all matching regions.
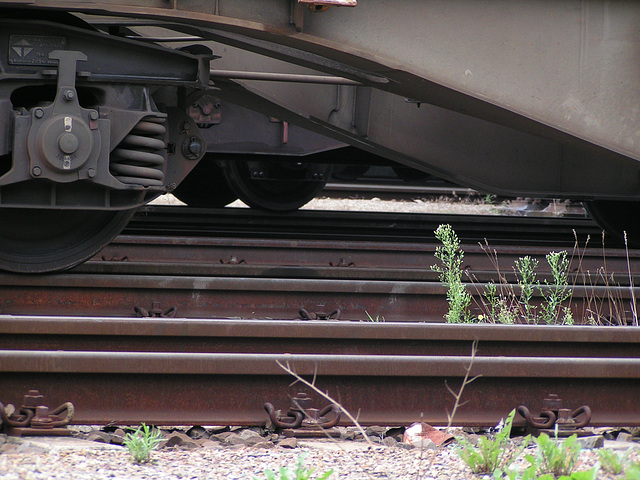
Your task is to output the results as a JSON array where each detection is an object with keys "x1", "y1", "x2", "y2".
[{"x1": 110, "y1": 116, "x2": 167, "y2": 187}]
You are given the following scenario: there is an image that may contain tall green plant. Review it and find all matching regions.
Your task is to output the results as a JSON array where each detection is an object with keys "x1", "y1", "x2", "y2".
[
  {"x1": 432, "y1": 224, "x2": 472, "y2": 323},
  {"x1": 515, "y1": 256, "x2": 538, "y2": 323},
  {"x1": 540, "y1": 251, "x2": 573, "y2": 324},
  {"x1": 456, "y1": 409, "x2": 530, "y2": 476}
]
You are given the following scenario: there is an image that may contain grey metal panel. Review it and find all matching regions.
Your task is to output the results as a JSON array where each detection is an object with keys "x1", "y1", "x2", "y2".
[
  {"x1": 3, "y1": 0, "x2": 640, "y2": 197},
  {"x1": 6, "y1": 1, "x2": 638, "y2": 158}
]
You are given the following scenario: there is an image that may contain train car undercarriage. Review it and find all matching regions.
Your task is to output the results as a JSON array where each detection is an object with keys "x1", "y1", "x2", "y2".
[{"x1": 0, "y1": 1, "x2": 639, "y2": 272}]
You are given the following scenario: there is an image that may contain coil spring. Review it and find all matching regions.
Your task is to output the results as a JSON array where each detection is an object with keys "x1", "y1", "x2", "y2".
[{"x1": 110, "y1": 116, "x2": 166, "y2": 187}]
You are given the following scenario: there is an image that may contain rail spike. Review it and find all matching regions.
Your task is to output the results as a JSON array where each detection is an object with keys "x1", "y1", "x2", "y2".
[
  {"x1": 517, "y1": 393, "x2": 591, "y2": 436},
  {"x1": 1, "y1": 390, "x2": 74, "y2": 436},
  {"x1": 264, "y1": 392, "x2": 341, "y2": 434}
]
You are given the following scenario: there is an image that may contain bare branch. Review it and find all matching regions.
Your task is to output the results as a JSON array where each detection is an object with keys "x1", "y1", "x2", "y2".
[{"x1": 276, "y1": 360, "x2": 372, "y2": 444}]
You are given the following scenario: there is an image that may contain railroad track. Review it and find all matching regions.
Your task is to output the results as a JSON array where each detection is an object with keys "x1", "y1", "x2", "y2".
[
  {"x1": 2, "y1": 317, "x2": 639, "y2": 428},
  {"x1": 2, "y1": 210, "x2": 639, "y2": 432},
  {"x1": 0, "y1": 209, "x2": 637, "y2": 321}
]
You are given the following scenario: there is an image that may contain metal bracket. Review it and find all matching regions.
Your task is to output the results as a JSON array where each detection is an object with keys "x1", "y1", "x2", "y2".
[
  {"x1": 264, "y1": 392, "x2": 341, "y2": 435},
  {"x1": 517, "y1": 393, "x2": 591, "y2": 436},
  {"x1": 299, "y1": 307, "x2": 341, "y2": 320},
  {"x1": 134, "y1": 301, "x2": 177, "y2": 318},
  {"x1": 1, "y1": 390, "x2": 74, "y2": 437},
  {"x1": 329, "y1": 258, "x2": 355, "y2": 267}
]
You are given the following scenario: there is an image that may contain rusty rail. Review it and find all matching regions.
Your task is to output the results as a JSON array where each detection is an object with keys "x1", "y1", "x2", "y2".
[
  {"x1": 1, "y1": 317, "x2": 639, "y2": 427},
  {"x1": 0, "y1": 228, "x2": 637, "y2": 321}
]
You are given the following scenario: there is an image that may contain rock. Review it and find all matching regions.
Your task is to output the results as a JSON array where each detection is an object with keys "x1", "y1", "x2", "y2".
[
  {"x1": 396, "y1": 442, "x2": 415, "y2": 450},
  {"x1": 164, "y1": 432, "x2": 199, "y2": 449},
  {"x1": 576, "y1": 436, "x2": 605, "y2": 449},
  {"x1": 411, "y1": 438, "x2": 438, "y2": 450},
  {"x1": 616, "y1": 432, "x2": 633, "y2": 443},
  {"x1": 86, "y1": 431, "x2": 112, "y2": 444},
  {"x1": 253, "y1": 441, "x2": 275, "y2": 449},
  {"x1": 224, "y1": 432, "x2": 264, "y2": 447},
  {"x1": 187, "y1": 426, "x2": 209, "y2": 440},
  {"x1": 278, "y1": 438, "x2": 297, "y2": 449},
  {"x1": 16, "y1": 442, "x2": 47, "y2": 455},
  {"x1": 205, "y1": 426, "x2": 229, "y2": 434},
  {"x1": 239, "y1": 429, "x2": 262, "y2": 440},
  {"x1": 198, "y1": 439, "x2": 221, "y2": 450},
  {"x1": 365, "y1": 426, "x2": 387, "y2": 437},
  {"x1": 111, "y1": 428, "x2": 126, "y2": 445},
  {"x1": 625, "y1": 427, "x2": 640, "y2": 437},
  {"x1": 340, "y1": 430, "x2": 356, "y2": 441},
  {"x1": 212, "y1": 431, "x2": 235, "y2": 442},
  {"x1": 382, "y1": 437, "x2": 397, "y2": 447}
]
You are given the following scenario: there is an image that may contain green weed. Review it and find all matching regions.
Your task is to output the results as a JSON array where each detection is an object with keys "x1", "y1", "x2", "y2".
[
  {"x1": 598, "y1": 448, "x2": 633, "y2": 475},
  {"x1": 365, "y1": 310, "x2": 385, "y2": 322},
  {"x1": 256, "y1": 454, "x2": 333, "y2": 480},
  {"x1": 539, "y1": 251, "x2": 574, "y2": 324},
  {"x1": 124, "y1": 423, "x2": 163, "y2": 464},
  {"x1": 434, "y1": 225, "x2": 576, "y2": 325},
  {"x1": 456, "y1": 409, "x2": 530, "y2": 476},
  {"x1": 515, "y1": 256, "x2": 539, "y2": 323},
  {"x1": 431, "y1": 224, "x2": 472, "y2": 323},
  {"x1": 525, "y1": 430, "x2": 582, "y2": 478}
]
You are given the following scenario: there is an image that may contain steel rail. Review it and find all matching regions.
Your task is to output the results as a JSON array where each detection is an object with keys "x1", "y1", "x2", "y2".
[
  {"x1": 0, "y1": 268, "x2": 638, "y2": 321},
  {"x1": 126, "y1": 205, "x2": 605, "y2": 248},
  {"x1": 92, "y1": 234, "x2": 640, "y2": 282},
  {"x1": 2, "y1": 318, "x2": 639, "y2": 427}
]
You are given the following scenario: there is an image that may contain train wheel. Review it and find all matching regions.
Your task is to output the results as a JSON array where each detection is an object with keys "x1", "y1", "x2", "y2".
[
  {"x1": 0, "y1": 208, "x2": 135, "y2": 273},
  {"x1": 172, "y1": 158, "x2": 238, "y2": 208},
  {"x1": 584, "y1": 200, "x2": 640, "y2": 247},
  {"x1": 222, "y1": 159, "x2": 332, "y2": 211}
]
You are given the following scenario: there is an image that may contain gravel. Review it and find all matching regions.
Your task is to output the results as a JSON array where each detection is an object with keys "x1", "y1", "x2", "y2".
[
  {"x1": 153, "y1": 192, "x2": 585, "y2": 218},
  {"x1": 1, "y1": 429, "x2": 639, "y2": 479}
]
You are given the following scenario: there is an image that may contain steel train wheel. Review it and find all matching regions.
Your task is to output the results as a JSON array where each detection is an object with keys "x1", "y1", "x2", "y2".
[
  {"x1": 584, "y1": 200, "x2": 640, "y2": 247},
  {"x1": 222, "y1": 159, "x2": 332, "y2": 211},
  {"x1": 172, "y1": 158, "x2": 238, "y2": 208},
  {"x1": 0, "y1": 208, "x2": 135, "y2": 273}
]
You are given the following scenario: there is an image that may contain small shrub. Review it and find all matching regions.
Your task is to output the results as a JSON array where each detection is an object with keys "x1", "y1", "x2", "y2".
[
  {"x1": 456, "y1": 409, "x2": 530, "y2": 476},
  {"x1": 256, "y1": 454, "x2": 333, "y2": 480},
  {"x1": 540, "y1": 251, "x2": 573, "y2": 324},
  {"x1": 525, "y1": 431, "x2": 581, "y2": 478},
  {"x1": 123, "y1": 423, "x2": 163, "y2": 464},
  {"x1": 515, "y1": 256, "x2": 538, "y2": 323},
  {"x1": 432, "y1": 224, "x2": 472, "y2": 323},
  {"x1": 598, "y1": 448, "x2": 632, "y2": 475}
]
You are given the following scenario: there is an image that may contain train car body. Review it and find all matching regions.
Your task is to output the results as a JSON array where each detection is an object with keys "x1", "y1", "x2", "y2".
[{"x1": 0, "y1": 0, "x2": 638, "y2": 271}]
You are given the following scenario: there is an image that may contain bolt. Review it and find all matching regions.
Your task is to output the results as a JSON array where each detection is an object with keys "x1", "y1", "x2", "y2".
[
  {"x1": 187, "y1": 137, "x2": 202, "y2": 156},
  {"x1": 32, "y1": 166, "x2": 42, "y2": 176},
  {"x1": 63, "y1": 90, "x2": 75, "y2": 101},
  {"x1": 87, "y1": 169, "x2": 96, "y2": 178},
  {"x1": 34, "y1": 109, "x2": 44, "y2": 119},
  {"x1": 166, "y1": 182, "x2": 177, "y2": 191},
  {"x1": 89, "y1": 110, "x2": 99, "y2": 121},
  {"x1": 182, "y1": 120, "x2": 191, "y2": 131}
]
